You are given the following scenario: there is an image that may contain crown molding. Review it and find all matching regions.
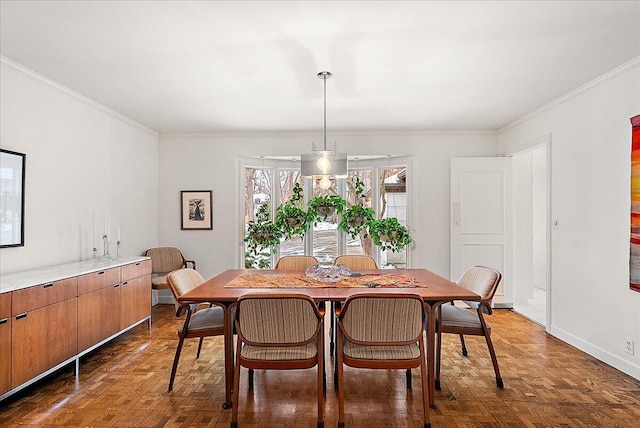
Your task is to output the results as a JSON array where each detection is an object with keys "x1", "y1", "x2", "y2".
[
  {"x1": 498, "y1": 56, "x2": 640, "y2": 134},
  {"x1": 1, "y1": 56, "x2": 159, "y2": 137}
]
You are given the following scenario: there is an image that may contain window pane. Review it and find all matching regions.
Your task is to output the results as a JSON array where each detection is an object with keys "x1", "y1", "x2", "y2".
[
  {"x1": 379, "y1": 167, "x2": 408, "y2": 268},
  {"x1": 278, "y1": 169, "x2": 305, "y2": 257},
  {"x1": 312, "y1": 176, "x2": 338, "y2": 264},
  {"x1": 346, "y1": 169, "x2": 374, "y2": 257},
  {"x1": 244, "y1": 167, "x2": 273, "y2": 269}
]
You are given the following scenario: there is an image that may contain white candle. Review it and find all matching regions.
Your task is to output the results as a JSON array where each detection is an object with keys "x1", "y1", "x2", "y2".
[
  {"x1": 93, "y1": 213, "x2": 97, "y2": 248},
  {"x1": 117, "y1": 226, "x2": 121, "y2": 242},
  {"x1": 104, "y1": 210, "x2": 108, "y2": 236}
]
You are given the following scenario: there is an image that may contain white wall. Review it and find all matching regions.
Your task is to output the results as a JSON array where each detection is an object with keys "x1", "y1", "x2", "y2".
[
  {"x1": 498, "y1": 59, "x2": 640, "y2": 379},
  {"x1": 158, "y1": 132, "x2": 497, "y2": 281},
  {"x1": 0, "y1": 59, "x2": 159, "y2": 275}
]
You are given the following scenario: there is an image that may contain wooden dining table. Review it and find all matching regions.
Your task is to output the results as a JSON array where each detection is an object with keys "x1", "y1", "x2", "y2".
[{"x1": 178, "y1": 268, "x2": 480, "y2": 409}]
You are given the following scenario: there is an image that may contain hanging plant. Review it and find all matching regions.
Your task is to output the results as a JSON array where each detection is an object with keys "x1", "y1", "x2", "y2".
[
  {"x1": 338, "y1": 177, "x2": 375, "y2": 238},
  {"x1": 308, "y1": 194, "x2": 346, "y2": 222},
  {"x1": 244, "y1": 203, "x2": 281, "y2": 262},
  {"x1": 369, "y1": 217, "x2": 412, "y2": 253},
  {"x1": 274, "y1": 183, "x2": 314, "y2": 239}
]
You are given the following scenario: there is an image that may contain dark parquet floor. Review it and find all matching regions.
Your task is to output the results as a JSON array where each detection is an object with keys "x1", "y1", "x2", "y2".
[{"x1": 1, "y1": 305, "x2": 640, "y2": 427}]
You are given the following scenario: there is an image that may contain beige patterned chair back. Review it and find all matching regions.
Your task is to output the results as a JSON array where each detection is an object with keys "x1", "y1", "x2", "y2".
[
  {"x1": 145, "y1": 247, "x2": 185, "y2": 273},
  {"x1": 340, "y1": 294, "x2": 424, "y2": 343},
  {"x1": 334, "y1": 255, "x2": 378, "y2": 270},
  {"x1": 275, "y1": 255, "x2": 319, "y2": 270},
  {"x1": 166, "y1": 268, "x2": 204, "y2": 300},
  {"x1": 457, "y1": 266, "x2": 502, "y2": 308},
  {"x1": 237, "y1": 294, "x2": 320, "y2": 345}
]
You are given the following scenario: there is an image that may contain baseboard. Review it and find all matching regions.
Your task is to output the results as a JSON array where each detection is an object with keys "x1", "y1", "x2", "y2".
[
  {"x1": 494, "y1": 302, "x2": 513, "y2": 309},
  {"x1": 550, "y1": 325, "x2": 640, "y2": 381}
]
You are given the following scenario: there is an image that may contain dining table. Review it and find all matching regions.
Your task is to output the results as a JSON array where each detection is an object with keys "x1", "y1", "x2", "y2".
[{"x1": 178, "y1": 268, "x2": 480, "y2": 410}]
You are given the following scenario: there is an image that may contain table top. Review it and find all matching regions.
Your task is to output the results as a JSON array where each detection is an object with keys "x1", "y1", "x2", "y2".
[{"x1": 179, "y1": 268, "x2": 480, "y2": 304}]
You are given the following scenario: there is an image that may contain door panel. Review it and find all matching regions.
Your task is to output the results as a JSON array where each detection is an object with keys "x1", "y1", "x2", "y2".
[{"x1": 451, "y1": 157, "x2": 512, "y2": 306}]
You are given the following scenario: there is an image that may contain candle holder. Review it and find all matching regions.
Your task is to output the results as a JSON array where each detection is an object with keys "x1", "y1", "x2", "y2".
[
  {"x1": 116, "y1": 240, "x2": 122, "y2": 259},
  {"x1": 102, "y1": 234, "x2": 113, "y2": 261},
  {"x1": 92, "y1": 247, "x2": 98, "y2": 261}
]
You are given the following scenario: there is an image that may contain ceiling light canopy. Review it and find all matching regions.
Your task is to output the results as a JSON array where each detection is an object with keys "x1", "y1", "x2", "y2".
[{"x1": 301, "y1": 71, "x2": 348, "y2": 179}]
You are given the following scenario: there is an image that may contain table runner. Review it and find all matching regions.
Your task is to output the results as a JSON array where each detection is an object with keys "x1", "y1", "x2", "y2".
[{"x1": 225, "y1": 273, "x2": 426, "y2": 288}]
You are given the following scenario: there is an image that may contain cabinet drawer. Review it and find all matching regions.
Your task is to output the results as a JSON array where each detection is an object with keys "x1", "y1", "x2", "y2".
[
  {"x1": 122, "y1": 259, "x2": 152, "y2": 281},
  {"x1": 12, "y1": 277, "x2": 78, "y2": 316},
  {"x1": 77, "y1": 267, "x2": 121, "y2": 295}
]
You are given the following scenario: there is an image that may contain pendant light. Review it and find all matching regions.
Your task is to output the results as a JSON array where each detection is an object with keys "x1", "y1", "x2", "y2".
[{"x1": 301, "y1": 71, "x2": 348, "y2": 184}]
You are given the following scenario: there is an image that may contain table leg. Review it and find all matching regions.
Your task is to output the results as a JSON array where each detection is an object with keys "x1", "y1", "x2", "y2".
[
  {"x1": 222, "y1": 303, "x2": 234, "y2": 409},
  {"x1": 425, "y1": 302, "x2": 437, "y2": 409}
]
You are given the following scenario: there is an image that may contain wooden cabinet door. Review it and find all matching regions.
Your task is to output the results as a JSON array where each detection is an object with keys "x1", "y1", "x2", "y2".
[
  {"x1": 120, "y1": 275, "x2": 151, "y2": 330},
  {"x1": 0, "y1": 293, "x2": 11, "y2": 394},
  {"x1": 12, "y1": 298, "x2": 77, "y2": 388},
  {"x1": 77, "y1": 284, "x2": 121, "y2": 352}
]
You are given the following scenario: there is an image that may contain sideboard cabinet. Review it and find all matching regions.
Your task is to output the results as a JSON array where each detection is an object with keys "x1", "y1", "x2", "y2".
[{"x1": 0, "y1": 257, "x2": 151, "y2": 400}]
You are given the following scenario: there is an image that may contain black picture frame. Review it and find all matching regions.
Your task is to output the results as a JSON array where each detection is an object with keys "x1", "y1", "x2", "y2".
[
  {"x1": 180, "y1": 190, "x2": 213, "y2": 230},
  {"x1": 0, "y1": 149, "x2": 26, "y2": 247}
]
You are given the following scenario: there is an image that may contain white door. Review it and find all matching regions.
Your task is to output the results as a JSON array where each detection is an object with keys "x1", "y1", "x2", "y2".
[{"x1": 451, "y1": 157, "x2": 513, "y2": 306}]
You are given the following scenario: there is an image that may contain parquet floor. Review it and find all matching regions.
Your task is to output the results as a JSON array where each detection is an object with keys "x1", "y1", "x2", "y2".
[{"x1": 2, "y1": 305, "x2": 640, "y2": 427}]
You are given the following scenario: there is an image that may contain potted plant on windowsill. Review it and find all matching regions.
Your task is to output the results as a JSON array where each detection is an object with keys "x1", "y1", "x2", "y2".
[
  {"x1": 274, "y1": 183, "x2": 314, "y2": 239},
  {"x1": 244, "y1": 203, "x2": 281, "y2": 267},
  {"x1": 369, "y1": 217, "x2": 412, "y2": 253},
  {"x1": 308, "y1": 194, "x2": 346, "y2": 222},
  {"x1": 338, "y1": 177, "x2": 375, "y2": 238}
]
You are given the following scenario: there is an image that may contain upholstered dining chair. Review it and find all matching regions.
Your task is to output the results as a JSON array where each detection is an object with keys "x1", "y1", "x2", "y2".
[
  {"x1": 166, "y1": 268, "x2": 224, "y2": 392},
  {"x1": 435, "y1": 266, "x2": 503, "y2": 389},
  {"x1": 275, "y1": 255, "x2": 319, "y2": 270},
  {"x1": 231, "y1": 293, "x2": 325, "y2": 428},
  {"x1": 334, "y1": 255, "x2": 378, "y2": 270},
  {"x1": 144, "y1": 247, "x2": 196, "y2": 290},
  {"x1": 336, "y1": 293, "x2": 430, "y2": 428}
]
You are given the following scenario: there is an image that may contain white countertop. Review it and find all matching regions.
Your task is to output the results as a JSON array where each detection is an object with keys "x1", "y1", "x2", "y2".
[{"x1": 0, "y1": 256, "x2": 150, "y2": 293}]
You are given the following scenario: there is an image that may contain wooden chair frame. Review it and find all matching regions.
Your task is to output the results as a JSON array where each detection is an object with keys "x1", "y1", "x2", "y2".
[
  {"x1": 231, "y1": 293, "x2": 325, "y2": 428},
  {"x1": 435, "y1": 266, "x2": 503, "y2": 389},
  {"x1": 144, "y1": 247, "x2": 196, "y2": 290},
  {"x1": 166, "y1": 269, "x2": 224, "y2": 392},
  {"x1": 336, "y1": 293, "x2": 430, "y2": 428}
]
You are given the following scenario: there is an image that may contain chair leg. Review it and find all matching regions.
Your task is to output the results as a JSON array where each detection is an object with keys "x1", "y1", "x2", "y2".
[
  {"x1": 168, "y1": 335, "x2": 186, "y2": 392},
  {"x1": 459, "y1": 334, "x2": 468, "y2": 356},
  {"x1": 481, "y1": 328, "x2": 503, "y2": 388},
  {"x1": 406, "y1": 369, "x2": 412, "y2": 389},
  {"x1": 317, "y1": 337, "x2": 324, "y2": 428},
  {"x1": 337, "y1": 334, "x2": 346, "y2": 428},
  {"x1": 248, "y1": 368, "x2": 254, "y2": 390},
  {"x1": 196, "y1": 337, "x2": 204, "y2": 359},
  {"x1": 329, "y1": 302, "x2": 335, "y2": 356},
  {"x1": 231, "y1": 342, "x2": 242, "y2": 427},
  {"x1": 419, "y1": 337, "x2": 431, "y2": 428}
]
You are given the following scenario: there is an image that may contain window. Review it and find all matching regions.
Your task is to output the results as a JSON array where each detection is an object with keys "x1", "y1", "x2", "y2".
[{"x1": 240, "y1": 157, "x2": 410, "y2": 269}]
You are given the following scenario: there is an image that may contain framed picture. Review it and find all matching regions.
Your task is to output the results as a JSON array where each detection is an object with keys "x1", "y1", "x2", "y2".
[
  {"x1": 0, "y1": 149, "x2": 26, "y2": 247},
  {"x1": 181, "y1": 190, "x2": 213, "y2": 230}
]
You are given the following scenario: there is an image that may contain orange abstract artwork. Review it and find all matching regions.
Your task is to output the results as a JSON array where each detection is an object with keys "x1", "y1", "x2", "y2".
[{"x1": 630, "y1": 114, "x2": 640, "y2": 292}]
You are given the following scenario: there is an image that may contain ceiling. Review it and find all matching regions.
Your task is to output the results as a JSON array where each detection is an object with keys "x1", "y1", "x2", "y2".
[{"x1": 1, "y1": 1, "x2": 639, "y2": 134}]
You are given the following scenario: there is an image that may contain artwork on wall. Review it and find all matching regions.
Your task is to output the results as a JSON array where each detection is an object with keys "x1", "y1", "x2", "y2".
[
  {"x1": 181, "y1": 190, "x2": 213, "y2": 230},
  {"x1": 630, "y1": 114, "x2": 640, "y2": 292},
  {"x1": 0, "y1": 149, "x2": 26, "y2": 247}
]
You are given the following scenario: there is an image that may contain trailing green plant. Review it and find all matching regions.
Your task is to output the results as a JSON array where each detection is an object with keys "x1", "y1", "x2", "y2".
[
  {"x1": 274, "y1": 183, "x2": 314, "y2": 239},
  {"x1": 244, "y1": 249, "x2": 272, "y2": 269},
  {"x1": 244, "y1": 203, "x2": 281, "y2": 263},
  {"x1": 369, "y1": 217, "x2": 412, "y2": 253},
  {"x1": 308, "y1": 194, "x2": 346, "y2": 222},
  {"x1": 338, "y1": 177, "x2": 375, "y2": 238}
]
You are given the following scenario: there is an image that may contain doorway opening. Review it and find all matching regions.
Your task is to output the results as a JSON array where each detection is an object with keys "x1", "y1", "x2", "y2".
[{"x1": 512, "y1": 143, "x2": 548, "y2": 326}]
